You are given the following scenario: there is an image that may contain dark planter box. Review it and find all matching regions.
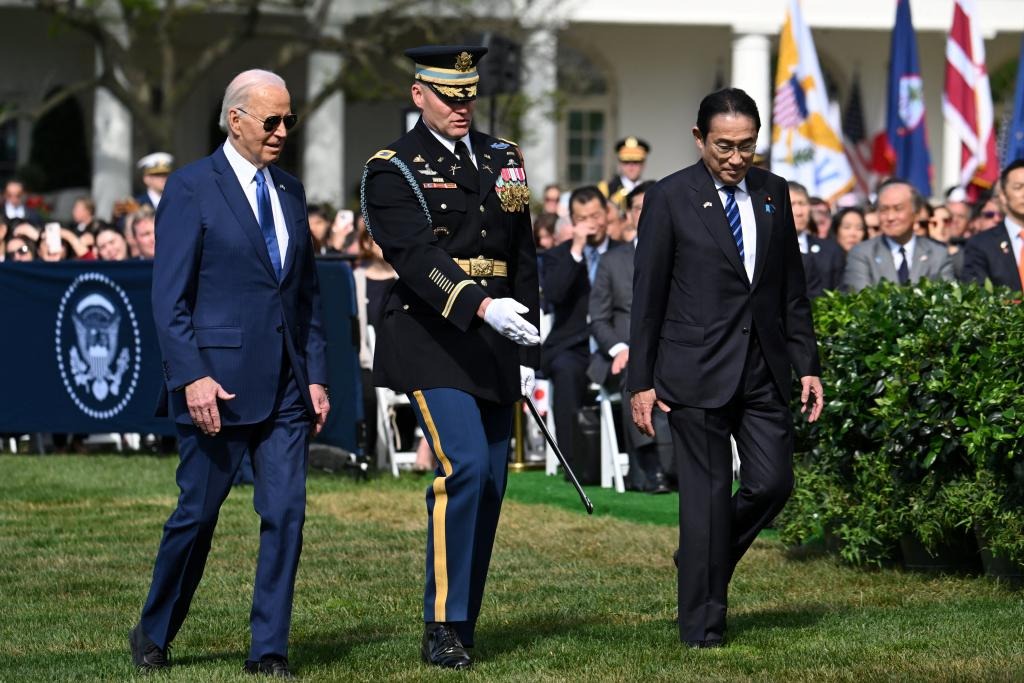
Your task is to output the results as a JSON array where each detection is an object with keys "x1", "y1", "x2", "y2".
[
  {"x1": 974, "y1": 529, "x2": 1024, "y2": 587},
  {"x1": 899, "y1": 532, "x2": 982, "y2": 575}
]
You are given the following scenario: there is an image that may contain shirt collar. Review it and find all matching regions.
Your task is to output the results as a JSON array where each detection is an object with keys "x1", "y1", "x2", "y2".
[
  {"x1": 1005, "y1": 215, "x2": 1024, "y2": 240},
  {"x1": 223, "y1": 138, "x2": 267, "y2": 187},
  {"x1": 713, "y1": 176, "x2": 749, "y2": 195},
  {"x1": 426, "y1": 125, "x2": 472, "y2": 157},
  {"x1": 884, "y1": 234, "x2": 916, "y2": 254}
]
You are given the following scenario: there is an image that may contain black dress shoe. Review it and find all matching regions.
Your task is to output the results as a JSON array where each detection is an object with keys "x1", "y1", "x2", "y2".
[
  {"x1": 244, "y1": 655, "x2": 294, "y2": 678},
  {"x1": 421, "y1": 622, "x2": 472, "y2": 669},
  {"x1": 647, "y1": 471, "x2": 671, "y2": 495},
  {"x1": 129, "y1": 624, "x2": 169, "y2": 671},
  {"x1": 685, "y1": 638, "x2": 724, "y2": 649}
]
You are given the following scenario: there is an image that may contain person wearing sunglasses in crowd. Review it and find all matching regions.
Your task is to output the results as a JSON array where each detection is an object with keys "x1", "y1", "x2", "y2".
[{"x1": 5, "y1": 235, "x2": 36, "y2": 261}]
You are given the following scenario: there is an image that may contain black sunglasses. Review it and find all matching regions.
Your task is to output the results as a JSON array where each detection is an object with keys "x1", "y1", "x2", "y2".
[{"x1": 236, "y1": 107, "x2": 298, "y2": 132}]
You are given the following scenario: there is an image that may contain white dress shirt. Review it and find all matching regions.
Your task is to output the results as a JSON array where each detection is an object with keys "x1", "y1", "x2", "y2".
[
  {"x1": 223, "y1": 138, "x2": 289, "y2": 271},
  {"x1": 1006, "y1": 216, "x2": 1024, "y2": 267},
  {"x1": 426, "y1": 127, "x2": 477, "y2": 169},
  {"x1": 714, "y1": 177, "x2": 757, "y2": 281},
  {"x1": 147, "y1": 189, "x2": 162, "y2": 210},
  {"x1": 884, "y1": 234, "x2": 916, "y2": 274},
  {"x1": 4, "y1": 202, "x2": 24, "y2": 219}
]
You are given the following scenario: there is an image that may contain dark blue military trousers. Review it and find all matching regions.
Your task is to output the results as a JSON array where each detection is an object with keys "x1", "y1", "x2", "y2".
[
  {"x1": 139, "y1": 368, "x2": 309, "y2": 660},
  {"x1": 409, "y1": 387, "x2": 512, "y2": 647}
]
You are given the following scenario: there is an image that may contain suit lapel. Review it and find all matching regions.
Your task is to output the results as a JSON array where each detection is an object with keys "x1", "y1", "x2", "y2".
[
  {"x1": 875, "y1": 238, "x2": 899, "y2": 282},
  {"x1": 909, "y1": 238, "x2": 932, "y2": 281},
  {"x1": 992, "y1": 223, "x2": 1021, "y2": 285},
  {"x1": 211, "y1": 147, "x2": 277, "y2": 281},
  {"x1": 688, "y1": 163, "x2": 748, "y2": 285},
  {"x1": 745, "y1": 170, "x2": 773, "y2": 288},
  {"x1": 474, "y1": 132, "x2": 501, "y2": 201},
  {"x1": 269, "y1": 166, "x2": 299, "y2": 282}
]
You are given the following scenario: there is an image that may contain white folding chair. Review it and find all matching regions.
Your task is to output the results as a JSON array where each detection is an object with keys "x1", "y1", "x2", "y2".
[
  {"x1": 366, "y1": 326, "x2": 418, "y2": 477},
  {"x1": 597, "y1": 386, "x2": 629, "y2": 492}
]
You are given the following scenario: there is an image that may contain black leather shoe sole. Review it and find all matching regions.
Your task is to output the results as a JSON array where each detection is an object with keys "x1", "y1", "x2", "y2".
[{"x1": 129, "y1": 624, "x2": 169, "y2": 671}]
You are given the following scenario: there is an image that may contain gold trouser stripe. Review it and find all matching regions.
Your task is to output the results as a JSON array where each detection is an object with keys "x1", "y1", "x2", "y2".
[
  {"x1": 441, "y1": 280, "x2": 475, "y2": 319},
  {"x1": 413, "y1": 390, "x2": 453, "y2": 622}
]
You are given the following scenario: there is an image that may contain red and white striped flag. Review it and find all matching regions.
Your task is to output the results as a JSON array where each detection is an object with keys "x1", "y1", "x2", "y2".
[
  {"x1": 842, "y1": 74, "x2": 875, "y2": 199},
  {"x1": 943, "y1": 0, "x2": 999, "y2": 196}
]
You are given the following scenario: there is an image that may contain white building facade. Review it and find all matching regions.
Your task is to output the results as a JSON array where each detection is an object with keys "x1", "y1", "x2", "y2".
[{"x1": 0, "y1": 0, "x2": 1021, "y2": 216}]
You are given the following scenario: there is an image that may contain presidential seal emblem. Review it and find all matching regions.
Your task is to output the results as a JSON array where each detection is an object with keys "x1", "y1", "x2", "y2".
[{"x1": 55, "y1": 272, "x2": 141, "y2": 418}]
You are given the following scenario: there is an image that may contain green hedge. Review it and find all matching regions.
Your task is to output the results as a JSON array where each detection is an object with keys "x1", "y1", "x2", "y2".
[{"x1": 778, "y1": 280, "x2": 1024, "y2": 567}]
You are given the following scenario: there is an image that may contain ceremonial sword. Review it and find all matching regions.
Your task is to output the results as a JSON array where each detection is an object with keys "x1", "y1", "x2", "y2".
[{"x1": 524, "y1": 396, "x2": 594, "y2": 515}]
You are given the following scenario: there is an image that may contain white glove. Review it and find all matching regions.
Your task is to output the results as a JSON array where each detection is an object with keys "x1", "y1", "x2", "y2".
[
  {"x1": 519, "y1": 365, "x2": 536, "y2": 398},
  {"x1": 483, "y1": 297, "x2": 540, "y2": 346}
]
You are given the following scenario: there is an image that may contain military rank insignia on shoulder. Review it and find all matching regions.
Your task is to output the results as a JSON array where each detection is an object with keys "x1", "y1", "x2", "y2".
[{"x1": 369, "y1": 149, "x2": 397, "y2": 162}]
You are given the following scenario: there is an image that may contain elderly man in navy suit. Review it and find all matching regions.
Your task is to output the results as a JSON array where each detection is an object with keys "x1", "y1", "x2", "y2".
[
  {"x1": 129, "y1": 69, "x2": 329, "y2": 678},
  {"x1": 962, "y1": 159, "x2": 1024, "y2": 291}
]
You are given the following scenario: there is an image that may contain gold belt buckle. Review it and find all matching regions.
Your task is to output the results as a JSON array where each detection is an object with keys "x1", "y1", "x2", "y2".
[{"x1": 469, "y1": 257, "x2": 493, "y2": 277}]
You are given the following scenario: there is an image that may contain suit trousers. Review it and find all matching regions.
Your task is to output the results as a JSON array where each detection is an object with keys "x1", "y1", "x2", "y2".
[
  {"x1": 408, "y1": 388, "x2": 512, "y2": 648},
  {"x1": 140, "y1": 361, "x2": 310, "y2": 660},
  {"x1": 667, "y1": 334, "x2": 794, "y2": 643},
  {"x1": 544, "y1": 343, "x2": 590, "y2": 471}
]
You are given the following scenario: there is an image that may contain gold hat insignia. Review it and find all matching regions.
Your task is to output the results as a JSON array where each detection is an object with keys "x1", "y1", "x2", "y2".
[{"x1": 455, "y1": 51, "x2": 473, "y2": 72}]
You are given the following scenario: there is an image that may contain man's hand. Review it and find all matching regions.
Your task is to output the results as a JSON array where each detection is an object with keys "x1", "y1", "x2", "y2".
[
  {"x1": 800, "y1": 375, "x2": 824, "y2": 422},
  {"x1": 630, "y1": 388, "x2": 670, "y2": 437},
  {"x1": 309, "y1": 384, "x2": 330, "y2": 436},
  {"x1": 519, "y1": 365, "x2": 536, "y2": 398},
  {"x1": 570, "y1": 218, "x2": 596, "y2": 258},
  {"x1": 185, "y1": 376, "x2": 236, "y2": 436},
  {"x1": 611, "y1": 348, "x2": 629, "y2": 376},
  {"x1": 480, "y1": 297, "x2": 540, "y2": 346}
]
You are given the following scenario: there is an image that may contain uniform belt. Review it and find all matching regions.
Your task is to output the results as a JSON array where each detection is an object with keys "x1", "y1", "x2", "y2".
[{"x1": 453, "y1": 257, "x2": 508, "y2": 277}]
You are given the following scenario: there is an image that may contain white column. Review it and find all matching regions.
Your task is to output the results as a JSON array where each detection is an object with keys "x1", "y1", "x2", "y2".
[
  {"x1": 941, "y1": 116, "x2": 962, "y2": 195},
  {"x1": 520, "y1": 27, "x2": 559, "y2": 198},
  {"x1": 303, "y1": 48, "x2": 344, "y2": 207},
  {"x1": 92, "y1": 49, "x2": 132, "y2": 221},
  {"x1": 730, "y1": 32, "x2": 772, "y2": 154}
]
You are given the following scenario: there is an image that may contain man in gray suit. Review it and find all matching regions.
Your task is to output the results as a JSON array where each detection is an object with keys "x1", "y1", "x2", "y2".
[
  {"x1": 843, "y1": 178, "x2": 954, "y2": 292},
  {"x1": 587, "y1": 181, "x2": 671, "y2": 493}
]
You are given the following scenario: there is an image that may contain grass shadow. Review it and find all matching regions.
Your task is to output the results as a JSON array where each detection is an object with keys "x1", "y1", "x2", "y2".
[
  {"x1": 727, "y1": 604, "x2": 836, "y2": 641},
  {"x1": 291, "y1": 621, "x2": 406, "y2": 668},
  {"x1": 473, "y1": 611, "x2": 607, "y2": 659}
]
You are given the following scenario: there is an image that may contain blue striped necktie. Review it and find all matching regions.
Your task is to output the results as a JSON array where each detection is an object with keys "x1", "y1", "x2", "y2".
[
  {"x1": 254, "y1": 170, "x2": 282, "y2": 281},
  {"x1": 722, "y1": 185, "x2": 744, "y2": 261}
]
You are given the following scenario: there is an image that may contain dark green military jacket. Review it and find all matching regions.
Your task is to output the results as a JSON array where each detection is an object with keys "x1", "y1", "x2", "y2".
[{"x1": 361, "y1": 117, "x2": 540, "y2": 404}]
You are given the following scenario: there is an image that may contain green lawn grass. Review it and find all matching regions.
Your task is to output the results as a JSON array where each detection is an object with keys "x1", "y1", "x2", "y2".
[{"x1": 1, "y1": 455, "x2": 1022, "y2": 682}]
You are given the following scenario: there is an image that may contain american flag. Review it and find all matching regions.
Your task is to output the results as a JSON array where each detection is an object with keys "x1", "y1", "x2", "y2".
[
  {"x1": 943, "y1": 0, "x2": 998, "y2": 197},
  {"x1": 842, "y1": 75, "x2": 875, "y2": 198},
  {"x1": 773, "y1": 75, "x2": 807, "y2": 130}
]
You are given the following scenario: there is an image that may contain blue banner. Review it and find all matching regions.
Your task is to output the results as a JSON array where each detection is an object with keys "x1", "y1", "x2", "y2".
[
  {"x1": 0, "y1": 260, "x2": 362, "y2": 453},
  {"x1": 886, "y1": 0, "x2": 932, "y2": 196}
]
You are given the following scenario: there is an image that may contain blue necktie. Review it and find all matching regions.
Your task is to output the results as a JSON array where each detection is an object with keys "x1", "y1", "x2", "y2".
[
  {"x1": 584, "y1": 245, "x2": 599, "y2": 284},
  {"x1": 723, "y1": 185, "x2": 745, "y2": 261},
  {"x1": 897, "y1": 245, "x2": 910, "y2": 284},
  {"x1": 254, "y1": 170, "x2": 282, "y2": 281}
]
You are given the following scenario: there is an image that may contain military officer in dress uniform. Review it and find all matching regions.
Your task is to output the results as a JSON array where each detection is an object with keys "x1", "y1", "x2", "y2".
[
  {"x1": 135, "y1": 152, "x2": 174, "y2": 210},
  {"x1": 360, "y1": 44, "x2": 541, "y2": 670},
  {"x1": 598, "y1": 136, "x2": 650, "y2": 212}
]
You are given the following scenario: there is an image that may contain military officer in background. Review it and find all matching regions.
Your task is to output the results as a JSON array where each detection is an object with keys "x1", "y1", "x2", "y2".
[
  {"x1": 135, "y1": 152, "x2": 174, "y2": 210},
  {"x1": 598, "y1": 136, "x2": 650, "y2": 212},
  {"x1": 360, "y1": 44, "x2": 541, "y2": 670}
]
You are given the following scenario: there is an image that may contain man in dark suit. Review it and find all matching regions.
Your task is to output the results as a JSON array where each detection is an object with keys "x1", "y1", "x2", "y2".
[
  {"x1": 842, "y1": 179, "x2": 954, "y2": 292},
  {"x1": 3, "y1": 179, "x2": 43, "y2": 227},
  {"x1": 628, "y1": 88, "x2": 823, "y2": 648},
  {"x1": 361, "y1": 45, "x2": 540, "y2": 670},
  {"x1": 961, "y1": 159, "x2": 1024, "y2": 291},
  {"x1": 542, "y1": 186, "x2": 620, "y2": 471},
  {"x1": 130, "y1": 69, "x2": 329, "y2": 678},
  {"x1": 588, "y1": 180, "x2": 671, "y2": 493},
  {"x1": 788, "y1": 181, "x2": 843, "y2": 296}
]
